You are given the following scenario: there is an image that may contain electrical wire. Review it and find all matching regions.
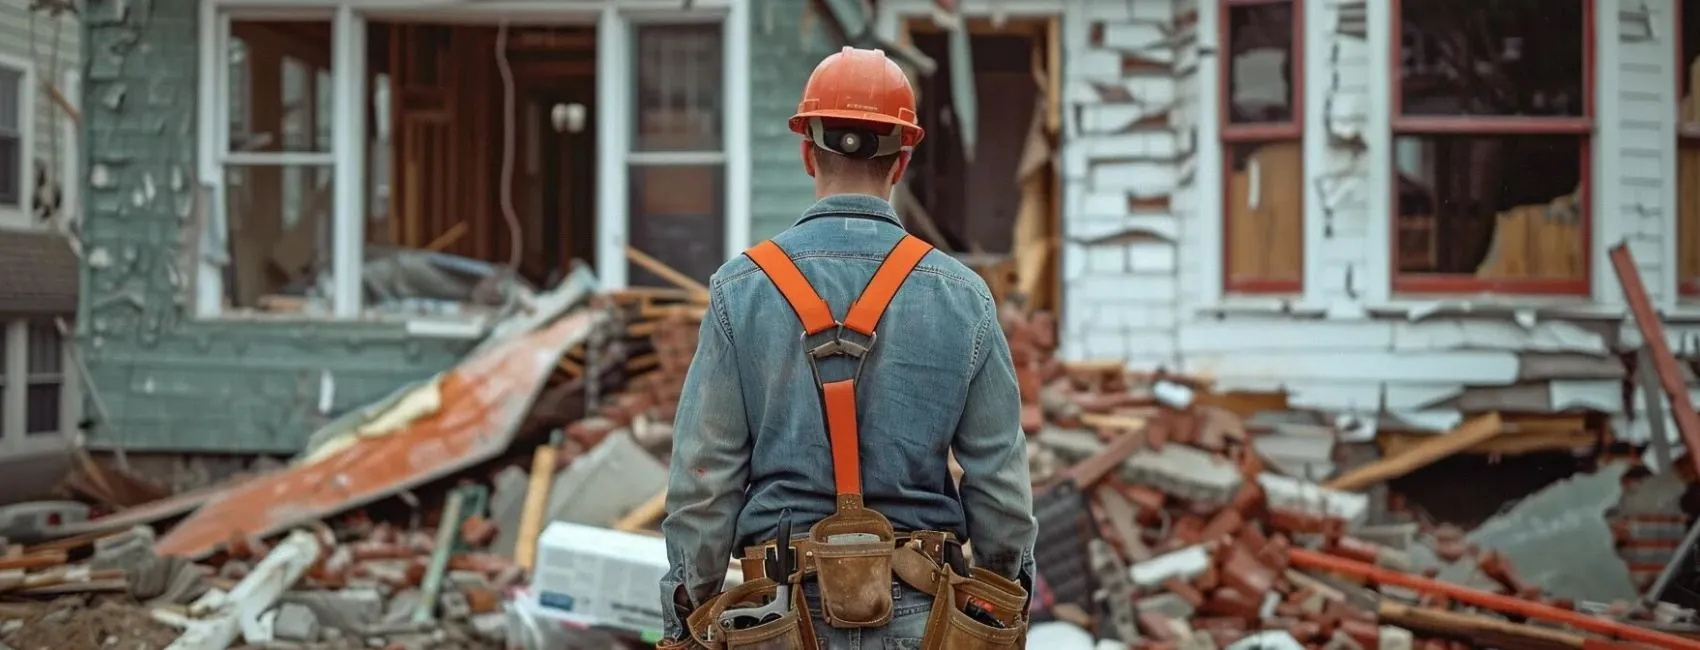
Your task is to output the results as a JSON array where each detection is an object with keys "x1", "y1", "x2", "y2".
[{"x1": 495, "y1": 19, "x2": 522, "y2": 270}]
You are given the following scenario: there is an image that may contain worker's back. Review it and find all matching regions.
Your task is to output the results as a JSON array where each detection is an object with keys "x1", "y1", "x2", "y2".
[{"x1": 714, "y1": 194, "x2": 1004, "y2": 548}]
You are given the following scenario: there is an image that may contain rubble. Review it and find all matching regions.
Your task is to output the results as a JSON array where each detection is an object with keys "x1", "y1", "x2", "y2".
[{"x1": 3, "y1": 254, "x2": 1700, "y2": 649}]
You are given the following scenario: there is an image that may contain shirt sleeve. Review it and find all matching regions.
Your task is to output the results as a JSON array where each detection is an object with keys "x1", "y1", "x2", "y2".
[
  {"x1": 950, "y1": 307, "x2": 1039, "y2": 585},
  {"x1": 658, "y1": 290, "x2": 752, "y2": 641}
]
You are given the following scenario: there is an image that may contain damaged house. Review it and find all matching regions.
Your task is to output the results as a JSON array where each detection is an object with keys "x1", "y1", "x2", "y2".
[
  {"x1": 64, "y1": 0, "x2": 1700, "y2": 507},
  {"x1": 0, "y1": 0, "x2": 85, "y2": 499}
]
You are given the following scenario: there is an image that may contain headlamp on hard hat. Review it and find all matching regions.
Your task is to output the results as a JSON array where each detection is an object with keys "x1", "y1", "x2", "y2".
[{"x1": 805, "y1": 118, "x2": 906, "y2": 160}]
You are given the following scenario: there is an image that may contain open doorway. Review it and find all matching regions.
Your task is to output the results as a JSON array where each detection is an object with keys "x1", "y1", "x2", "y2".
[
  {"x1": 902, "y1": 17, "x2": 1061, "y2": 311},
  {"x1": 369, "y1": 23, "x2": 599, "y2": 289}
]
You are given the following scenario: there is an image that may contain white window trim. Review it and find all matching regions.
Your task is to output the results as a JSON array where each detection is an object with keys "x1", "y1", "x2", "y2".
[
  {"x1": 0, "y1": 318, "x2": 81, "y2": 444},
  {"x1": 196, "y1": 0, "x2": 750, "y2": 316},
  {"x1": 599, "y1": 4, "x2": 748, "y2": 289},
  {"x1": 0, "y1": 53, "x2": 36, "y2": 231},
  {"x1": 1196, "y1": 0, "x2": 1614, "y2": 311},
  {"x1": 60, "y1": 69, "x2": 79, "y2": 236}
]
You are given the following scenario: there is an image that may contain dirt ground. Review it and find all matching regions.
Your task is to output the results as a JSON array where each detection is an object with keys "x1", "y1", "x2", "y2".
[{"x1": 0, "y1": 596, "x2": 179, "y2": 650}]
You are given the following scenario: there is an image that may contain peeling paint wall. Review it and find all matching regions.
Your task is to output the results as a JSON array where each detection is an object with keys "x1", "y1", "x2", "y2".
[
  {"x1": 1061, "y1": 0, "x2": 1692, "y2": 441},
  {"x1": 749, "y1": 0, "x2": 837, "y2": 242},
  {"x1": 1057, "y1": 0, "x2": 1193, "y2": 368},
  {"x1": 78, "y1": 0, "x2": 469, "y2": 454}
]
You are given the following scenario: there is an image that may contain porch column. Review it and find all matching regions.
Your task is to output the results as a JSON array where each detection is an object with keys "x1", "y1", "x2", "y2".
[{"x1": 332, "y1": 3, "x2": 368, "y2": 317}]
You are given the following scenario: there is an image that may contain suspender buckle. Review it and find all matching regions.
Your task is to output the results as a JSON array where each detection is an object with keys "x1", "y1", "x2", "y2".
[{"x1": 803, "y1": 324, "x2": 878, "y2": 387}]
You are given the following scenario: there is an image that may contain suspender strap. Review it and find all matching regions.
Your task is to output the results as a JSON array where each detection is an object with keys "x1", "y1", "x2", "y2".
[
  {"x1": 743, "y1": 234, "x2": 934, "y2": 498},
  {"x1": 745, "y1": 240, "x2": 836, "y2": 335}
]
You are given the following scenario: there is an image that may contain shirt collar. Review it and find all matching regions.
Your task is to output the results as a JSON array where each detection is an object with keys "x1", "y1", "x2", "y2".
[{"x1": 795, "y1": 193, "x2": 904, "y2": 228}]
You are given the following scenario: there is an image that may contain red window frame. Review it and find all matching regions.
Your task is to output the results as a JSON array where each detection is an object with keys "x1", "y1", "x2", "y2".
[
  {"x1": 1389, "y1": 0, "x2": 1595, "y2": 296},
  {"x1": 1678, "y1": 0, "x2": 1700, "y2": 296},
  {"x1": 1219, "y1": 0, "x2": 1305, "y2": 294}
]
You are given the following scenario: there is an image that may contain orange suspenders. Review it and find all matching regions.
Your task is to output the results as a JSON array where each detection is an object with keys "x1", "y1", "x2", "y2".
[
  {"x1": 743, "y1": 234, "x2": 934, "y2": 502},
  {"x1": 673, "y1": 233, "x2": 1030, "y2": 649}
]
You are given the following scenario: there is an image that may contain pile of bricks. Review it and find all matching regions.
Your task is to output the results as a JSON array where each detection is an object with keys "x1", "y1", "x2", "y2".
[{"x1": 1000, "y1": 302, "x2": 1698, "y2": 650}]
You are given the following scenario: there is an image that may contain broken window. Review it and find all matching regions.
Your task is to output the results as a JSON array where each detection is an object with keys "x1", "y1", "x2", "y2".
[
  {"x1": 0, "y1": 66, "x2": 21, "y2": 213},
  {"x1": 627, "y1": 24, "x2": 725, "y2": 287},
  {"x1": 220, "y1": 19, "x2": 338, "y2": 312},
  {"x1": 1393, "y1": 0, "x2": 1589, "y2": 294},
  {"x1": 1679, "y1": 0, "x2": 1700, "y2": 296},
  {"x1": 1222, "y1": 0, "x2": 1303, "y2": 293}
]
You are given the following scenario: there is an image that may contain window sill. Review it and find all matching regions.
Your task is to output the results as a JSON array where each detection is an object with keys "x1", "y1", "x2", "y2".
[
  {"x1": 1190, "y1": 294, "x2": 1618, "y2": 322},
  {"x1": 194, "y1": 310, "x2": 493, "y2": 339}
]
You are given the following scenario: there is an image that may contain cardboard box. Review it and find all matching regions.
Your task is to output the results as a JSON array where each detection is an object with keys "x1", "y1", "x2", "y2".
[
  {"x1": 533, "y1": 521, "x2": 745, "y2": 637},
  {"x1": 535, "y1": 522, "x2": 672, "y2": 636}
]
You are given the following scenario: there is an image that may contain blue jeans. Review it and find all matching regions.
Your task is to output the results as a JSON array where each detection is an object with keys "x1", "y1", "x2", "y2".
[{"x1": 802, "y1": 581, "x2": 934, "y2": 650}]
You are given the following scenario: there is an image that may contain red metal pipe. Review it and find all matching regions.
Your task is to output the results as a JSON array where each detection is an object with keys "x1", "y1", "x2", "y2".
[{"x1": 1288, "y1": 548, "x2": 1700, "y2": 650}]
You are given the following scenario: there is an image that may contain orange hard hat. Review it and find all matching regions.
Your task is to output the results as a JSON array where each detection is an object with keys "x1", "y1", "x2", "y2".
[{"x1": 789, "y1": 46, "x2": 925, "y2": 157}]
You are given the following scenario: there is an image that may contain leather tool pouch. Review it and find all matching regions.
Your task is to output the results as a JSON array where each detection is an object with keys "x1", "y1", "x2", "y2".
[
  {"x1": 721, "y1": 608, "x2": 806, "y2": 650},
  {"x1": 807, "y1": 499, "x2": 898, "y2": 628},
  {"x1": 684, "y1": 577, "x2": 812, "y2": 650},
  {"x1": 657, "y1": 637, "x2": 709, "y2": 650},
  {"x1": 920, "y1": 568, "x2": 1030, "y2": 650}
]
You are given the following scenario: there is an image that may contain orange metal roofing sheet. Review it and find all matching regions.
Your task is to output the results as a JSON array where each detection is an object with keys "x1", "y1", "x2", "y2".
[{"x1": 156, "y1": 311, "x2": 601, "y2": 559}]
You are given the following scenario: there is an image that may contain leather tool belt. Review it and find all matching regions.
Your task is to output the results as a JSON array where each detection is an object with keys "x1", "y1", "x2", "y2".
[{"x1": 663, "y1": 236, "x2": 1030, "y2": 650}]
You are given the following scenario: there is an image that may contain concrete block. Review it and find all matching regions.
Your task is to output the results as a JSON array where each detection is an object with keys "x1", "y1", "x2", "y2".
[
  {"x1": 273, "y1": 602, "x2": 321, "y2": 642},
  {"x1": 282, "y1": 587, "x2": 384, "y2": 632},
  {"x1": 544, "y1": 430, "x2": 668, "y2": 527},
  {"x1": 439, "y1": 591, "x2": 472, "y2": 620},
  {"x1": 468, "y1": 612, "x2": 508, "y2": 642},
  {"x1": 1122, "y1": 445, "x2": 1242, "y2": 504},
  {"x1": 1128, "y1": 544, "x2": 1210, "y2": 588}
]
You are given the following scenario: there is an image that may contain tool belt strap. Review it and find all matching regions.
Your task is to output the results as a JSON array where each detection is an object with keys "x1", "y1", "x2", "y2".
[
  {"x1": 739, "y1": 536, "x2": 949, "y2": 595},
  {"x1": 744, "y1": 235, "x2": 933, "y2": 502}
]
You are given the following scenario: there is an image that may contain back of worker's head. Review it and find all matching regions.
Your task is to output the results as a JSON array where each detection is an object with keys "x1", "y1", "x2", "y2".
[{"x1": 789, "y1": 47, "x2": 926, "y2": 200}]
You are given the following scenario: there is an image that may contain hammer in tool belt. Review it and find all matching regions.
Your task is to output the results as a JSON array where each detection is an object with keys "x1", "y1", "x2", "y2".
[{"x1": 719, "y1": 509, "x2": 795, "y2": 631}]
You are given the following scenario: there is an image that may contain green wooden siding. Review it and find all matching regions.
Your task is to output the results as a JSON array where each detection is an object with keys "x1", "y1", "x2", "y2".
[{"x1": 78, "y1": 0, "x2": 467, "y2": 453}]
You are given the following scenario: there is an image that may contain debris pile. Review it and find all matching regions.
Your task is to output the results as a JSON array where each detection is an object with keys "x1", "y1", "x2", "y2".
[
  {"x1": 3, "y1": 256, "x2": 1699, "y2": 650},
  {"x1": 1006, "y1": 302, "x2": 1700, "y2": 649}
]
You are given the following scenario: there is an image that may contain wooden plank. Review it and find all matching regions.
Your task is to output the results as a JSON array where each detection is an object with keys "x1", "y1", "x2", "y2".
[
  {"x1": 626, "y1": 246, "x2": 711, "y2": 299},
  {"x1": 1325, "y1": 413, "x2": 1503, "y2": 492},
  {"x1": 1611, "y1": 243, "x2": 1700, "y2": 478},
  {"x1": 513, "y1": 444, "x2": 560, "y2": 571},
  {"x1": 614, "y1": 490, "x2": 667, "y2": 532}
]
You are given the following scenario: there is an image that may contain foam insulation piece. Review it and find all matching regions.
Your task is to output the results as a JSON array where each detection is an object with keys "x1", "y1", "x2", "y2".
[{"x1": 1462, "y1": 463, "x2": 1638, "y2": 602}]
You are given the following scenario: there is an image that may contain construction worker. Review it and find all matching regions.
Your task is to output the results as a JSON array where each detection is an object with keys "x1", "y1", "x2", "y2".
[{"x1": 657, "y1": 47, "x2": 1037, "y2": 650}]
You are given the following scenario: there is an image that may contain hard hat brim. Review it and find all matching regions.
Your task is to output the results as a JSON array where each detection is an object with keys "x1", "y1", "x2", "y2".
[{"x1": 788, "y1": 109, "x2": 925, "y2": 146}]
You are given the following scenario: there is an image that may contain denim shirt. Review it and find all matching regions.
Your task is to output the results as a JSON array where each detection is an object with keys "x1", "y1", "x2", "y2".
[{"x1": 657, "y1": 194, "x2": 1039, "y2": 640}]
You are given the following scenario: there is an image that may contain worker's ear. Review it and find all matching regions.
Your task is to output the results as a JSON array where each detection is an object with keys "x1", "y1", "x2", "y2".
[
  {"x1": 888, "y1": 151, "x2": 911, "y2": 185},
  {"x1": 801, "y1": 140, "x2": 817, "y2": 178}
]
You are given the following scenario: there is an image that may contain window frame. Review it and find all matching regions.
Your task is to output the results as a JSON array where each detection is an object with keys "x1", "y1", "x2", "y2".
[
  {"x1": 1388, "y1": 0, "x2": 1595, "y2": 296},
  {"x1": 198, "y1": 7, "x2": 358, "y2": 320},
  {"x1": 1678, "y1": 0, "x2": 1700, "y2": 297},
  {"x1": 624, "y1": 19, "x2": 729, "y2": 288},
  {"x1": 195, "y1": 2, "x2": 751, "y2": 315},
  {"x1": 0, "y1": 318, "x2": 79, "y2": 444},
  {"x1": 0, "y1": 54, "x2": 35, "y2": 230},
  {"x1": 1218, "y1": 0, "x2": 1305, "y2": 295}
]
